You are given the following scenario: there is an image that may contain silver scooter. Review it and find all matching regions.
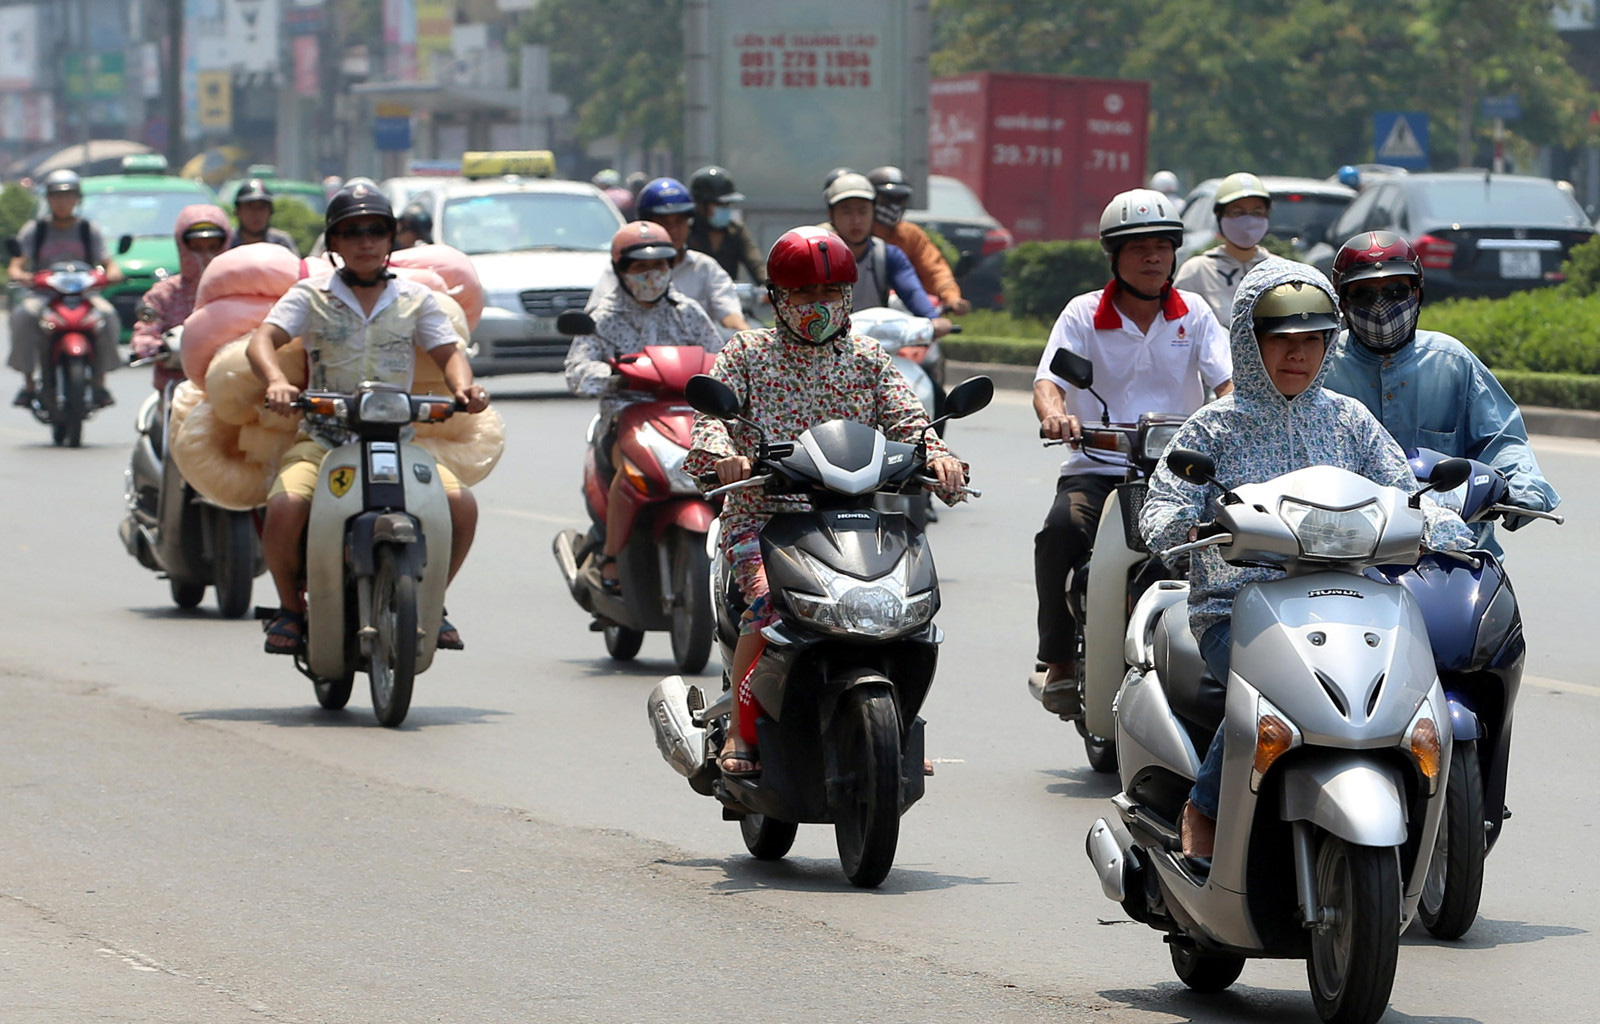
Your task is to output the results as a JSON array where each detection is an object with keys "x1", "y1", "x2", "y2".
[
  {"x1": 852, "y1": 306, "x2": 953, "y2": 528},
  {"x1": 1086, "y1": 450, "x2": 1471, "y2": 1024}
]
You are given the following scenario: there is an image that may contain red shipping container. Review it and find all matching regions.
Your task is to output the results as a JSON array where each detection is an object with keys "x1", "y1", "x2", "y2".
[{"x1": 930, "y1": 72, "x2": 1150, "y2": 242}]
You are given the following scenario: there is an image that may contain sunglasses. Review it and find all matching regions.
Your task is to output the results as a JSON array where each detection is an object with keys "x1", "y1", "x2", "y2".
[
  {"x1": 330, "y1": 222, "x2": 393, "y2": 240},
  {"x1": 1346, "y1": 281, "x2": 1414, "y2": 306}
]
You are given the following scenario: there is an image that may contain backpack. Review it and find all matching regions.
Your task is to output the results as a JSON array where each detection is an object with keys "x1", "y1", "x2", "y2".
[{"x1": 31, "y1": 217, "x2": 94, "y2": 269}]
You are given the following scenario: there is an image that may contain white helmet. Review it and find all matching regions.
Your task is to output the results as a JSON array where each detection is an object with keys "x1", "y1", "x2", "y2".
[
  {"x1": 1148, "y1": 169, "x2": 1179, "y2": 194},
  {"x1": 1098, "y1": 188, "x2": 1184, "y2": 256}
]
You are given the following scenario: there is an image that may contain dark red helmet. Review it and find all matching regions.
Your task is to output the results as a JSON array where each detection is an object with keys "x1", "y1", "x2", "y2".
[
  {"x1": 1332, "y1": 231, "x2": 1423, "y2": 294},
  {"x1": 766, "y1": 226, "x2": 858, "y2": 288}
]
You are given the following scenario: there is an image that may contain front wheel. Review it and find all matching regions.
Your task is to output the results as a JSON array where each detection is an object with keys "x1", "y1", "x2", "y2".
[
  {"x1": 604, "y1": 623, "x2": 644, "y2": 661},
  {"x1": 57, "y1": 356, "x2": 87, "y2": 448},
  {"x1": 212, "y1": 510, "x2": 256, "y2": 619},
  {"x1": 314, "y1": 673, "x2": 355, "y2": 710},
  {"x1": 668, "y1": 528, "x2": 713, "y2": 674},
  {"x1": 1306, "y1": 836, "x2": 1400, "y2": 1024},
  {"x1": 369, "y1": 546, "x2": 418, "y2": 727},
  {"x1": 1419, "y1": 739, "x2": 1486, "y2": 940},
  {"x1": 169, "y1": 577, "x2": 206, "y2": 608},
  {"x1": 831, "y1": 684, "x2": 902, "y2": 888},
  {"x1": 740, "y1": 814, "x2": 798, "y2": 860}
]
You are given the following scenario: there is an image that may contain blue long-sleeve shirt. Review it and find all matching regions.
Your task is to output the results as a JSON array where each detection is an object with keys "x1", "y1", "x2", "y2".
[
  {"x1": 1322, "y1": 328, "x2": 1560, "y2": 554},
  {"x1": 849, "y1": 237, "x2": 937, "y2": 318}
]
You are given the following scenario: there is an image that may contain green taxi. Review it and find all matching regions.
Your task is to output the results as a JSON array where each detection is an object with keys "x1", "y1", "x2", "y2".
[{"x1": 216, "y1": 167, "x2": 327, "y2": 214}]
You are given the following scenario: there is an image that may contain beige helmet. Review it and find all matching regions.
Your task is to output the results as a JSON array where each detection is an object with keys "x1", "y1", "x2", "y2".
[
  {"x1": 824, "y1": 172, "x2": 878, "y2": 207},
  {"x1": 1212, "y1": 172, "x2": 1272, "y2": 214},
  {"x1": 1098, "y1": 188, "x2": 1183, "y2": 256},
  {"x1": 1252, "y1": 281, "x2": 1339, "y2": 334}
]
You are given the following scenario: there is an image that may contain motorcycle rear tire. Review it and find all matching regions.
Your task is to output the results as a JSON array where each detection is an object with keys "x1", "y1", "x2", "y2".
[
  {"x1": 369, "y1": 546, "x2": 418, "y2": 728},
  {"x1": 56, "y1": 356, "x2": 86, "y2": 448},
  {"x1": 669, "y1": 528, "x2": 713, "y2": 674},
  {"x1": 212, "y1": 511, "x2": 256, "y2": 620},
  {"x1": 740, "y1": 814, "x2": 798, "y2": 860},
  {"x1": 1419, "y1": 738, "x2": 1486, "y2": 940},
  {"x1": 604, "y1": 623, "x2": 644, "y2": 661},
  {"x1": 314, "y1": 673, "x2": 355, "y2": 710},
  {"x1": 1307, "y1": 835, "x2": 1400, "y2": 1024},
  {"x1": 169, "y1": 577, "x2": 206, "y2": 608},
  {"x1": 831, "y1": 684, "x2": 901, "y2": 888},
  {"x1": 1169, "y1": 940, "x2": 1244, "y2": 992}
]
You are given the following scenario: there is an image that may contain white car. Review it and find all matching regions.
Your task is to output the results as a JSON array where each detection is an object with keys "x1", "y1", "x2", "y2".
[{"x1": 405, "y1": 177, "x2": 625, "y2": 376}]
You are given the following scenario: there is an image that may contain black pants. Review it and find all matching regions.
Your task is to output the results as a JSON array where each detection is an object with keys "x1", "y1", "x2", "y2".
[{"x1": 1034, "y1": 473, "x2": 1118, "y2": 665}]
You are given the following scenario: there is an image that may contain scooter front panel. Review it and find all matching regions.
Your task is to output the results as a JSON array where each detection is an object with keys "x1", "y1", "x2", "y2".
[
  {"x1": 400, "y1": 441, "x2": 451, "y2": 674},
  {"x1": 1085, "y1": 488, "x2": 1143, "y2": 739},
  {"x1": 307, "y1": 444, "x2": 364, "y2": 679}
]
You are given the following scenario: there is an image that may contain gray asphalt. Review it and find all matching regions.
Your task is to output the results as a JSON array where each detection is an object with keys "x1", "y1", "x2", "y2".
[{"x1": 2, "y1": 365, "x2": 1596, "y2": 1023}]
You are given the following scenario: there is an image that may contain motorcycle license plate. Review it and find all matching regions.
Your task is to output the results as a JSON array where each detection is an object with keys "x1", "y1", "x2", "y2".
[
  {"x1": 1498, "y1": 250, "x2": 1542, "y2": 279},
  {"x1": 525, "y1": 315, "x2": 557, "y2": 336}
]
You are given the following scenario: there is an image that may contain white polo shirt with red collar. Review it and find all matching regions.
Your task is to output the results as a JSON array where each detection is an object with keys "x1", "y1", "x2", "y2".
[{"x1": 1035, "y1": 281, "x2": 1232, "y2": 478}]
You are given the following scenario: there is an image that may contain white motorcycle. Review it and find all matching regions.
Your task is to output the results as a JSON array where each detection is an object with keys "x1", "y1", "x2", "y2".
[
  {"x1": 1086, "y1": 450, "x2": 1472, "y2": 1024},
  {"x1": 852, "y1": 306, "x2": 952, "y2": 528}
]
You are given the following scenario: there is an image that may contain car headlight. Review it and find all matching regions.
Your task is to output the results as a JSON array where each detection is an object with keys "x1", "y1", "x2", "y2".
[
  {"x1": 1141, "y1": 423, "x2": 1182, "y2": 461},
  {"x1": 635, "y1": 422, "x2": 698, "y2": 495},
  {"x1": 358, "y1": 389, "x2": 414, "y2": 424},
  {"x1": 1279, "y1": 498, "x2": 1385, "y2": 559},
  {"x1": 785, "y1": 551, "x2": 935, "y2": 638}
]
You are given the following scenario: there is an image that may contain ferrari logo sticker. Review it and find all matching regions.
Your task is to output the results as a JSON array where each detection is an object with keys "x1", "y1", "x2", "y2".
[{"x1": 328, "y1": 467, "x2": 356, "y2": 498}]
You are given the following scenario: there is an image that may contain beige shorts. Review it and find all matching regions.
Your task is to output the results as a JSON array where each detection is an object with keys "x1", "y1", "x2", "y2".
[{"x1": 269, "y1": 436, "x2": 461, "y2": 501}]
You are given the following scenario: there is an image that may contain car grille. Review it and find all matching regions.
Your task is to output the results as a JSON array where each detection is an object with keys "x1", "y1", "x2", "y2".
[{"x1": 519, "y1": 289, "x2": 590, "y2": 317}]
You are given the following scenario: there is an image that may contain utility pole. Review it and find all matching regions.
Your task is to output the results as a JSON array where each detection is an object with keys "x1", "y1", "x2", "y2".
[{"x1": 164, "y1": 0, "x2": 184, "y2": 167}]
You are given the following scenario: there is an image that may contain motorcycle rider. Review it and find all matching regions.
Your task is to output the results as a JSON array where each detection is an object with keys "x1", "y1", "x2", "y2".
[
  {"x1": 686, "y1": 165, "x2": 766, "y2": 284},
  {"x1": 684, "y1": 226, "x2": 968, "y2": 776},
  {"x1": 7, "y1": 169, "x2": 124, "y2": 409},
  {"x1": 865, "y1": 165, "x2": 970, "y2": 314},
  {"x1": 130, "y1": 205, "x2": 233, "y2": 391},
  {"x1": 1172, "y1": 172, "x2": 1273, "y2": 327},
  {"x1": 592, "y1": 169, "x2": 636, "y2": 217},
  {"x1": 1148, "y1": 169, "x2": 1186, "y2": 212},
  {"x1": 229, "y1": 179, "x2": 300, "y2": 255},
  {"x1": 824, "y1": 173, "x2": 952, "y2": 335},
  {"x1": 1140, "y1": 258, "x2": 1474, "y2": 858},
  {"x1": 1031, "y1": 188, "x2": 1232, "y2": 714},
  {"x1": 566, "y1": 221, "x2": 723, "y2": 594},
  {"x1": 1322, "y1": 231, "x2": 1560, "y2": 553},
  {"x1": 395, "y1": 200, "x2": 434, "y2": 249},
  {"x1": 246, "y1": 183, "x2": 490, "y2": 655},
  {"x1": 587, "y1": 176, "x2": 749, "y2": 332}
]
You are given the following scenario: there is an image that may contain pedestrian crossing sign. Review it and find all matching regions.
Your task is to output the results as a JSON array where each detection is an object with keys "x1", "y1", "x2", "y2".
[{"x1": 1374, "y1": 112, "x2": 1429, "y2": 171}]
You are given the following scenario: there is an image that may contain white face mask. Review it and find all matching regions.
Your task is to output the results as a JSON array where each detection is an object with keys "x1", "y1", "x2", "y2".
[
  {"x1": 625, "y1": 268, "x2": 670, "y2": 303},
  {"x1": 1221, "y1": 214, "x2": 1269, "y2": 250}
]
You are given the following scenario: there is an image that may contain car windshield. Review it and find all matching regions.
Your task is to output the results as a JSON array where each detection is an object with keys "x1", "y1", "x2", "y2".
[
  {"x1": 1269, "y1": 192, "x2": 1349, "y2": 240},
  {"x1": 918, "y1": 177, "x2": 989, "y2": 219},
  {"x1": 78, "y1": 191, "x2": 206, "y2": 239},
  {"x1": 1413, "y1": 179, "x2": 1588, "y2": 227},
  {"x1": 441, "y1": 192, "x2": 619, "y2": 254}
]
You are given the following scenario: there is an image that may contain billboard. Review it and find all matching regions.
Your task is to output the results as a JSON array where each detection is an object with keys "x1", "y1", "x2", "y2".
[{"x1": 0, "y1": 5, "x2": 41, "y2": 92}]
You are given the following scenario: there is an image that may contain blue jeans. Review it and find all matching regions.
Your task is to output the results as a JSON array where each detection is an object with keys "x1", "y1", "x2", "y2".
[{"x1": 1190, "y1": 621, "x2": 1232, "y2": 819}]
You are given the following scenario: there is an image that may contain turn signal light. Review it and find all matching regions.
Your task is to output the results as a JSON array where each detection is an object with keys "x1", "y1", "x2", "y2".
[
  {"x1": 1410, "y1": 717, "x2": 1442, "y2": 780},
  {"x1": 302, "y1": 397, "x2": 339, "y2": 416},
  {"x1": 417, "y1": 400, "x2": 451, "y2": 422},
  {"x1": 1254, "y1": 715, "x2": 1296, "y2": 776},
  {"x1": 620, "y1": 457, "x2": 651, "y2": 495}
]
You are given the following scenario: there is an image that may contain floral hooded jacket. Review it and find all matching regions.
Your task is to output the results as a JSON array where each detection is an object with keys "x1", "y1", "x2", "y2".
[{"x1": 1140, "y1": 258, "x2": 1473, "y2": 640}]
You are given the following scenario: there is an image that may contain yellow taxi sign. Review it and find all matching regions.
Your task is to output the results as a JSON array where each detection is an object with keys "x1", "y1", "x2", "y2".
[{"x1": 460, "y1": 150, "x2": 556, "y2": 180}]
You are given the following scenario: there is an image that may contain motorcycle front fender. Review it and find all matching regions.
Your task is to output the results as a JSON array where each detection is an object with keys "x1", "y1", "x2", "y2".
[
  {"x1": 1279, "y1": 756, "x2": 1408, "y2": 847},
  {"x1": 651, "y1": 497, "x2": 715, "y2": 540},
  {"x1": 1448, "y1": 696, "x2": 1482, "y2": 742},
  {"x1": 55, "y1": 332, "x2": 91, "y2": 359}
]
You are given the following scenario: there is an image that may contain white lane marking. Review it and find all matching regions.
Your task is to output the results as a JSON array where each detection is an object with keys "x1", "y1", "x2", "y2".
[
  {"x1": 1526, "y1": 674, "x2": 1600, "y2": 698},
  {"x1": 490, "y1": 507, "x2": 573, "y2": 526}
]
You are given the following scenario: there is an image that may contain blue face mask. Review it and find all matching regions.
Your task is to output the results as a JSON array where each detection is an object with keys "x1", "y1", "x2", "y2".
[{"x1": 707, "y1": 205, "x2": 734, "y2": 229}]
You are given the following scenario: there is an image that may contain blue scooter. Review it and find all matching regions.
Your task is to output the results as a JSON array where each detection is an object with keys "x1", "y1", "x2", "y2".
[{"x1": 1368, "y1": 449, "x2": 1562, "y2": 939}]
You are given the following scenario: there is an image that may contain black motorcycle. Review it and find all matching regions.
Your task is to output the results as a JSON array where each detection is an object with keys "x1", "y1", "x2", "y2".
[{"x1": 647, "y1": 373, "x2": 991, "y2": 887}]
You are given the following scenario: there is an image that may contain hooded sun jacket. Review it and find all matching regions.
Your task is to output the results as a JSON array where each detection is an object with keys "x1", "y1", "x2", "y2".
[
  {"x1": 1140, "y1": 258, "x2": 1474, "y2": 640},
  {"x1": 131, "y1": 203, "x2": 233, "y2": 387}
]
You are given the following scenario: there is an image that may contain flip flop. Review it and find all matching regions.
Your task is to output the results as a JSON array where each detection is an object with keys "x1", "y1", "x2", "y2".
[
  {"x1": 599, "y1": 555, "x2": 622, "y2": 596},
  {"x1": 438, "y1": 610, "x2": 464, "y2": 651},
  {"x1": 262, "y1": 609, "x2": 306, "y2": 655},
  {"x1": 718, "y1": 747, "x2": 762, "y2": 778}
]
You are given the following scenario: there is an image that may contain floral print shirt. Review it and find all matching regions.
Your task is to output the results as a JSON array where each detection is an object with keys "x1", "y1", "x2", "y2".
[{"x1": 685, "y1": 327, "x2": 955, "y2": 519}]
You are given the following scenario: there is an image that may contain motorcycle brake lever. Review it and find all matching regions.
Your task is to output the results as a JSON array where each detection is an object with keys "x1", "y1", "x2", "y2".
[{"x1": 704, "y1": 474, "x2": 772, "y2": 499}]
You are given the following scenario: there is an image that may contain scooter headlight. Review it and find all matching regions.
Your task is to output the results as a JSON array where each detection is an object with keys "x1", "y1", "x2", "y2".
[
  {"x1": 786, "y1": 551, "x2": 935, "y2": 638},
  {"x1": 358, "y1": 389, "x2": 414, "y2": 425},
  {"x1": 1402, "y1": 696, "x2": 1444, "y2": 794},
  {"x1": 1250, "y1": 694, "x2": 1303, "y2": 791},
  {"x1": 1279, "y1": 498, "x2": 1385, "y2": 560},
  {"x1": 635, "y1": 421, "x2": 698, "y2": 496}
]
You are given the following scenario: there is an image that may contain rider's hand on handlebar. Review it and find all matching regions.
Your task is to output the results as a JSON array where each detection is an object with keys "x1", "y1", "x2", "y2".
[
  {"x1": 1039, "y1": 412, "x2": 1080, "y2": 443},
  {"x1": 264, "y1": 379, "x2": 302, "y2": 417},
  {"x1": 131, "y1": 336, "x2": 162, "y2": 360},
  {"x1": 927, "y1": 456, "x2": 967, "y2": 494},
  {"x1": 455, "y1": 383, "x2": 490, "y2": 414},
  {"x1": 714, "y1": 455, "x2": 752, "y2": 485},
  {"x1": 931, "y1": 316, "x2": 955, "y2": 338}
]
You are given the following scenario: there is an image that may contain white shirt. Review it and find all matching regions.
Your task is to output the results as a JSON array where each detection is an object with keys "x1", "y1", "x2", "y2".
[
  {"x1": 1035, "y1": 282, "x2": 1232, "y2": 477},
  {"x1": 586, "y1": 248, "x2": 742, "y2": 324}
]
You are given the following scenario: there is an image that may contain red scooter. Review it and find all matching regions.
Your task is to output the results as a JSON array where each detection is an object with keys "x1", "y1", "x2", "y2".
[{"x1": 551, "y1": 312, "x2": 720, "y2": 673}]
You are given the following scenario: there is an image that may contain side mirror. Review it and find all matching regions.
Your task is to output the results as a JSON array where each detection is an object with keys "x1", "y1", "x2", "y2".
[
  {"x1": 1049, "y1": 347, "x2": 1094, "y2": 390},
  {"x1": 3, "y1": 238, "x2": 19, "y2": 260},
  {"x1": 556, "y1": 310, "x2": 596, "y2": 337},
  {"x1": 685, "y1": 373, "x2": 740, "y2": 419},
  {"x1": 941, "y1": 375, "x2": 993, "y2": 420},
  {"x1": 1426, "y1": 457, "x2": 1473, "y2": 494},
  {"x1": 1166, "y1": 448, "x2": 1217, "y2": 485},
  {"x1": 117, "y1": 234, "x2": 134, "y2": 255}
]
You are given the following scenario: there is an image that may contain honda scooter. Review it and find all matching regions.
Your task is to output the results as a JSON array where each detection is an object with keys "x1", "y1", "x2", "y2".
[
  {"x1": 120, "y1": 325, "x2": 263, "y2": 617},
  {"x1": 647, "y1": 373, "x2": 989, "y2": 888},
  {"x1": 1086, "y1": 450, "x2": 1471, "y2": 1024},
  {"x1": 549, "y1": 312, "x2": 721, "y2": 673}
]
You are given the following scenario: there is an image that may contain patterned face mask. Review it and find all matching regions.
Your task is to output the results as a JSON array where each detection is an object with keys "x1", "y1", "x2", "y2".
[
  {"x1": 624, "y1": 267, "x2": 671, "y2": 304},
  {"x1": 775, "y1": 286, "x2": 852, "y2": 345},
  {"x1": 1346, "y1": 293, "x2": 1420, "y2": 353}
]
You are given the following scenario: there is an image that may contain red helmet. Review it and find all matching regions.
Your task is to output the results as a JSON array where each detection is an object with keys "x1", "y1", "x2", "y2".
[
  {"x1": 1332, "y1": 231, "x2": 1423, "y2": 294},
  {"x1": 610, "y1": 220, "x2": 677, "y2": 265},
  {"x1": 766, "y1": 226, "x2": 858, "y2": 288}
]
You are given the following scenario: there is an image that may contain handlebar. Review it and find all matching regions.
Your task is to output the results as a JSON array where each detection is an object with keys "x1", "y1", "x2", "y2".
[
  {"x1": 1486, "y1": 503, "x2": 1564, "y2": 525},
  {"x1": 704, "y1": 473, "x2": 773, "y2": 499}
]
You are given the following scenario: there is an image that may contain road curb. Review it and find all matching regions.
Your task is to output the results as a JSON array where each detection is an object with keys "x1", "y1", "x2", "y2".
[{"x1": 946, "y1": 360, "x2": 1600, "y2": 441}]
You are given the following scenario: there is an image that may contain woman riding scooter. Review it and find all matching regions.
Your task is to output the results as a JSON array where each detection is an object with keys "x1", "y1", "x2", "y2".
[
  {"x1": 565, "y1": 221, "x2": 724, "y2": 593},
  {"x1": 130, "y1": 205, "x2": 232, "y2": 379}
]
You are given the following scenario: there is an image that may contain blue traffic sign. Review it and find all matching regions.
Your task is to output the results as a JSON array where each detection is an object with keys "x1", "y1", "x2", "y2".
[
  {"x1": 374, "y1": 116, "x2": 412, "y2": 152},
  {"x1": 1374, "y1": 111, "x2": 1429, "y2": 171},
  {"x1": 1480, "y1": 94, "x2": 1522, "y2": 121}
]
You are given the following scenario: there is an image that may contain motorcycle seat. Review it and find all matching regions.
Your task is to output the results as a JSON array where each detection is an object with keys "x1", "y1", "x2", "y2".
[{"x1": 1152, "y1": 603, "x2": 1225, "y2": 733}]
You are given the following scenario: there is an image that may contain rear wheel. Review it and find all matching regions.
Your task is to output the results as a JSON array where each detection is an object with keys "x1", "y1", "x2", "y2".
[
  {"x1": 169, "y1": 577, "x2": 206, "y2": 608},
  {"x1": 669, "y1": 528, "x2": 713, "y2": 674},
  {"x1": 1419, "y1": 739, "x2": 1486, "y2": 940},
  {"x1": 1170, "y1": 940, "x2": 1245, "y2": 992},
  {"x1": 604, "y1": 623, "x2": 644, "y2": 661},
  {"x1": 314, "y1": 673, "x2": 355, "y2": 710},
  {"x1": 212, "y1": 510, "x2": 256, "y2": 619},
  {"x1": 740, "y1": 814, "x2": 798, "y2": 860},
  {"x1": 1307, "y1": 836, "x2": 1400, "y2": 1024},
  {"x1": 369, "y1": 546, "x2": 418, "y2": 727},
  {"x1": 831, "y1": 684, "x2": 902, "y2": 888}
]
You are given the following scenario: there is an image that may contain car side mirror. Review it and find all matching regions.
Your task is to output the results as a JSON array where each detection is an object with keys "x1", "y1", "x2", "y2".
[
  {"x1": 556, "y1": 310, "x2": 596, "y2": 337},
  {"x1": 117, "y1": 234, "x2": 134, "y2": 255},
  {"x1": 685, "y1": 373, "x2": 740, "y2": 419},
  {"x1": 941, "y1": 375, "x2": 993, "y2": 420},
  {"x1": 1049, "y1": 347, "x2": 1094, "y2": 390}
]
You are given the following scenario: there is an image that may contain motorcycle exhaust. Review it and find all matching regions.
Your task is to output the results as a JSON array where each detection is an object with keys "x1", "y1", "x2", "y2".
[
  {"x1": 551, "y1": 529, "x2": 584, "y2": 600},
  {"x1": 647, "y1": 674, "x2": 706, "y2": 779},
  {"x1": 1086, "y1": 817, "x2": 1141, "y2": 903}
]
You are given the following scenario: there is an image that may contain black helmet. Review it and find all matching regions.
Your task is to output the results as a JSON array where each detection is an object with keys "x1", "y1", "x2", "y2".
[
  {"x1": 397, "y1": 200, "x2": 434, "y2": 241},
  {"x1": 689, "y1": 165, "x2": 744, "y2": 205},
  {"x1": 43, "y1": 169, "x2": 82, "y2": 195},
  {"x1": 325, "y1": 181, "x2": 396, "y2": 234},
  {"x1": 867, "y1": 165, "x2": 913, "y2": 204},
  {"x1": 234, "y1": 178, "x2": 274, "y2": 207}
]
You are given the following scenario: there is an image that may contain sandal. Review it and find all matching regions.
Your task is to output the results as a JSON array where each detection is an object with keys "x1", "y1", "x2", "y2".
[
  {"x1": 438, "y1": 609, "x2": 464, "y2": 651},
  {"x1": 599, "y1": 555, "x2": 622, "y2": 596},
  {"x1": 718, "y1": 744, "x2": 762, "y2": 778},
  {"x1": 262, "y1": 609, "x2": 306, "y2": 655}
]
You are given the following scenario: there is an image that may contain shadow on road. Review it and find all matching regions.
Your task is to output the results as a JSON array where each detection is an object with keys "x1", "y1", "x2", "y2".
[
  {"x1": 657, "y1": 854, "x2": 1009, "y2": 895},
  {"x1": 1040, "y1": 765, "x2": 1121, "y2": 800},
  {"x1": 1097, "y1": 984, "x2": 1485, "y2": 1024},
  {"x1": 1401, "y1": 915, "x2": 1587, "y2": 950},
  {"x1": 559, "y1": 657, "x2": 718, "y2": 681},
  {"x1": 126, "y1": 604, "x2": 257, "y2": 621},
  {"x1": 181, "y1": 704, "x2": 509, "y2": 730}
]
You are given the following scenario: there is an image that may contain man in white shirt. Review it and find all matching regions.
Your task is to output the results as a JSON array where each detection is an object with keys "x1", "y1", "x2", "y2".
[{"x1": 1032, "y1": 189, "x2": 1232, "y2": 712}]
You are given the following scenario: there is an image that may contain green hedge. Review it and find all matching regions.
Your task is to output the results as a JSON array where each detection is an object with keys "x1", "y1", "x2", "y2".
[
  {"x1": 0, "y1": 183, "x2": 37, "y2": 243},
  {"x1": 1417, "y1": 290, "x2": 1600, "y2": 375},
  {"x1": 1000, "y1": 240, "x2": 1107, "y2": 321}
]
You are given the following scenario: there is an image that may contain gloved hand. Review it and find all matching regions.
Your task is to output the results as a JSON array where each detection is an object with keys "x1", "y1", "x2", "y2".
[{"x1": 131, "y1": 335, "x2": 162, "y2": 359}]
